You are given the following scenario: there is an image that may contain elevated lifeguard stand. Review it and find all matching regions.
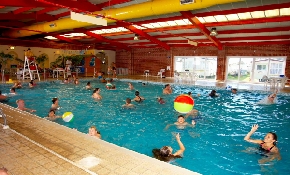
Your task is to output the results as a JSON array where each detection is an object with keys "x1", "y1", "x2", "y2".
[{"x1": 22, "y1": 56, "x2": 40, "y2": 81}]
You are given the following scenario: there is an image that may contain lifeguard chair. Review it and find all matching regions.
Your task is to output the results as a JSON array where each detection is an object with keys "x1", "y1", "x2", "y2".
[{"x1": 22, "y1": 56, "x2": 40, "y2": 81}]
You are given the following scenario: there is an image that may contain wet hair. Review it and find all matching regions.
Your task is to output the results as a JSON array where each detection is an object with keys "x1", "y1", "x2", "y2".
[
  {"x1": 126, "y1": 98, "x2": 131, "y2": 103},
  {"x1": 135, "y1": 91, "x2": 140, "y2": 96},
  {"x1": 87, "y1": 82, "x2": 90, "y2": 85},
  {"x1": 152, "y1": 148, "x2": 182, "y2": 162},
  {"x1": 232, "y1": 88, "x2": 237, "y2": 91},
  {"x1": 52, "y1": 97, "x2": 58, "y2": 104},
  {"x1": 209, "y1": 90, "x2": 217, "y2": 97},
  {"x1": 268, "y1": 132, "x2": 278, "y2": 145},
  {"x1": 164, "y1": 84, "x2": 170, "y2": 88},
  {"x1": 11, "y1": 88, "x2": 16, "y2": 92},
  {"x1": 178, "y1": 115, "x2": 185, "y2": 119},
  {"x1": 95, "y1": 88, "x2": 100, "y2": 92},
  {"x1": 188, "y1": 92, "x2": 192, "y2": 96},
  {"x1": 90, "y1": 126, "x2": 101, "y2": 134},
  {"x1": 49, "y1": 109, "x2": 55, "y2": 114}
]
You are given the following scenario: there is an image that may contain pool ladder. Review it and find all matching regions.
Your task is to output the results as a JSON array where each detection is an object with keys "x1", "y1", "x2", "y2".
[{"x1": 0, "y1": 108, "x2": 9, "y2": 129}]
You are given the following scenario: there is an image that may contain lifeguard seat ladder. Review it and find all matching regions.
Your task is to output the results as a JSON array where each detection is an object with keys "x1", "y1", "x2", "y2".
[{"x1": 22, "y1": 56, "x2": 40, "y2": 81}]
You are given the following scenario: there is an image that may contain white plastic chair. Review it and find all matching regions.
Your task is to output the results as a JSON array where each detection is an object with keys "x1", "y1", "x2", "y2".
[
  {"x1": 157, "y1": 69, "x2": 165, "y2": 78},
  {"x1": 144, "y1": 70, "x2": 150, "y2": 77}
]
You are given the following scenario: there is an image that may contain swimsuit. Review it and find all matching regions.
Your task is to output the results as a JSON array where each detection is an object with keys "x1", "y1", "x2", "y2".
[{"x1": 259, "y1": 142, "x2": 275, "y2": 153}]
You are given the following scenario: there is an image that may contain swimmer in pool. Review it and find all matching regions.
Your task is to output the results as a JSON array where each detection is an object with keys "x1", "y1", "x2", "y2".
[
  {"x1": 122, "y1": 98, "x2": 135, "y2": 108},
  {"x1": 16, "y1": 99, "x2": 36, "y2": 112},
  {"x1": 92, "y1": 88, "x2": 102, "y2": 100},
  {"x1": 51, "y1": 97, "x2": 60, "y2": 110},
  {"x1": 44, "y1": 110, "x2": 61, "y2": 121},
  {"x1": 244, "y1": 124, "x2": 281, "y2": 163},
  {"x1": 231, "y1": 88, "x2": 237, "y2": 94},
  {"x1": 267, "y1": 90, "x2": 278, "y2": 104},
  {"x1": 10, "y1": 88, "x2": 16, "y2": 95},
  {"x1": 185, "y1": 109, "x2": 199, "y2": 119},
  {"x1": 88, "y1": 126, "x2": 101, "y2": 139},
  {"x1": 0, "y1": 91, "x2": 8, "y2": 102},
  {"x1": 86, "y1": 82, "x2": 92, "y2": 89},
  {"x1": 165, "y1": 115, "x2": 195, "y2": 130},
  {"x1": 133, "y1": 91, "x2": 145, "y2": 102},
  {"x1": 209, "y1": 90, "x2": 219, "y2": 97},
  {"x1": 157, "y1": 97, "x2": 165, "y2": 104},
  {"x1": 128, "y1": 82, "x2": 134, "y2": 90},
  {"x1": 163, "y1": 84, "x2": 172, "y2": 94},
  {"x1": 152, "y1": 133, "x2": 185, "y2": 162}
]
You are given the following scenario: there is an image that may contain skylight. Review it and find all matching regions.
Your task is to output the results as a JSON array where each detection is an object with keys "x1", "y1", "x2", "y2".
[
  {"x1": 214, "y1": 15, "x2": 228, "y2": 22},
  {"x1": 250, "y1": 11, "x2": 265, "y2": 18},
  {"x1": 44, "y1": 36, "x2": 57, "y2": 40}
]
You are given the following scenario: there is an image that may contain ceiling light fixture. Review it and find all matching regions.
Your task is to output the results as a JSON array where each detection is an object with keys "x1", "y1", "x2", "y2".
[
  {"x1": 210, "y1": 27, "x2": 218, "y2": 36},
  {"x1": 134, "y1": 34, "x2": 139, "y2": 40}
]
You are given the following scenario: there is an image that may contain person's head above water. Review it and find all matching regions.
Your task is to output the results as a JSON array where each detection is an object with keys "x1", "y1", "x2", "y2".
[
  {"x1": 231, "y1": 88, "x2": 237, "y2": 94},
  {"x1": 126, "y1": 98, "x2": 131, "y2": 104},
  {"x1": 177, "y1": 115, "x2": 185, "y2": 123},
  {"x1": 135, "y1": 91, "x2": 140, "y2": 96},
  {"x1": 52, "y1": 97, "x2": 58, "y2": 104},
  {"x1": 264, "y1": 132, "x2": 278, "y2": 145}
]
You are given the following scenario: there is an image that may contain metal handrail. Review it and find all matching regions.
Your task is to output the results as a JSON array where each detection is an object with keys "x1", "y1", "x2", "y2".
[{"x1": 0, "y1": 108, "x2": 9, "y2": 129}]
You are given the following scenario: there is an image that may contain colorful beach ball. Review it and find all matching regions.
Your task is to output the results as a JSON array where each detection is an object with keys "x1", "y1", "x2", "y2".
[
  {"x1": 62, "y1": 112, "x2": 74, "y2": 122},
  {"x1": 174, "y1": 94, "x2": 194, "y2": 113}
]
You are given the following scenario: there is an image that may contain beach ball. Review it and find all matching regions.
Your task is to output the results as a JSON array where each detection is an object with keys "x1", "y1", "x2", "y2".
[
  {"x1": 62, "y1": 112, "x2": 74, "y2": 122},
  {"x1": 174, "y1": 94, "x2": 194, "y2": 113}
]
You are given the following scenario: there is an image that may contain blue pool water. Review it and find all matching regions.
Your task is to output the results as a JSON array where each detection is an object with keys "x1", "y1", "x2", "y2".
[{"x1": 2, "y1": 79, "x2": 290, "y2": 175}]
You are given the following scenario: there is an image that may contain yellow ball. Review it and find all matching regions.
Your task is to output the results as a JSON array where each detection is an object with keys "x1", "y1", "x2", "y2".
[{"x1": 62, "y1": 112, "x2": 74, "y2": 122}]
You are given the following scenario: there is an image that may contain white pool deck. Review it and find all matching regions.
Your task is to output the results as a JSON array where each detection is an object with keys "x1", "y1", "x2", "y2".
[{"x1": 1, "y1": 75, "x2": 289, "y2": 175}]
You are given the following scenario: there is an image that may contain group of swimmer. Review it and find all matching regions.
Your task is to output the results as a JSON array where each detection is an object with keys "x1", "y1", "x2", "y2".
[
  {"x1": 152, "y1": 85, "x2": 280, "y2": 163},
  {"x1": 0, "y1": 77, "x2": 281, "y2": 164}
]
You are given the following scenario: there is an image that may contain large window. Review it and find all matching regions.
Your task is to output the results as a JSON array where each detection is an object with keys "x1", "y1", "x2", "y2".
[
  {"x1": 174, "y1": 56, "x2": 217, "y2": 79},
  {"x1": 227, "y1": 57, "x2": 286, "y2": 82}
]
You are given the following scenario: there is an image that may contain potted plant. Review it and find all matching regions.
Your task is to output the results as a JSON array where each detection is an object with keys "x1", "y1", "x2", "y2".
[
  {"x1": 0, "y1": 51, "x2": 14, "y2": 81},
  {"x1": 36, "y1": 53, "x2": 49, "y2": 69}
]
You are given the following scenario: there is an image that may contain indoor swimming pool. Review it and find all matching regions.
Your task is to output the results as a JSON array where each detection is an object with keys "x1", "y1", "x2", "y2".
[{"x1": 2, "y1": 79, "x2": 290, "y2": 175}]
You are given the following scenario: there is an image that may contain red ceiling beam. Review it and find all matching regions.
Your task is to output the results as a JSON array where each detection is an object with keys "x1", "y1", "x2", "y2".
[
  {"x1": 194, "y1": 2, "x2": 290, "y2": 18},
  {"x1": 37, "y1": 7, "x2": 59, "y2": 15},
  {"x1": 220, "y1": 35, "x2": 290, "y2": 42},
  {"x1": 36, "y1": 0, "x2": 102, "y2": 12},
  {"x1": 0, "y1": 13, "x2": 56, "y2": 21},
  {"x1": 84, "y1": 31, "x2": 130, "y2": 51},
  {"x1": 181, "y1": 11, "x2": 222, "y2": 50},
  {"x1": 0, "y1": 0, "x2": 55, "y2": 7},
  {"x1": 116, "y1": 21, "x2": 170, "y2": 50},
  {"x1": 0, "y1": 21, "x2": 27, "y2": 27},
  {"x1": 13, "y1": 7, "x2": 35, "y2": 14},
  {"x1": 224, "y1": 40, "x2": 290, "y2": 46},
  {"x1": 55, "y1": 35, "x2": 81, "y2": 45}
]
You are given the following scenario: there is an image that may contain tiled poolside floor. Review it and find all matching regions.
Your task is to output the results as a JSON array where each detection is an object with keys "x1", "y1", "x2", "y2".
[{"x1": 0, "y1": 75, "x2": 289, "y2": 175}]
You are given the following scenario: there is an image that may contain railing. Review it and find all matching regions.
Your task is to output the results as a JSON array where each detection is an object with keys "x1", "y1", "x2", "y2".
[
  {"x1": 0, "y1": 108, "x2": 9, "y2": 129},
  {"x1": 116, "y1": 68, "x2": 128, "y2": 75}
]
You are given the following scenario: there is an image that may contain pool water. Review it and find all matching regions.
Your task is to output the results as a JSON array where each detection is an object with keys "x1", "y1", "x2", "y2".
[{"x1": 2, "y1": 80, "x2": 290, "y2": 175}]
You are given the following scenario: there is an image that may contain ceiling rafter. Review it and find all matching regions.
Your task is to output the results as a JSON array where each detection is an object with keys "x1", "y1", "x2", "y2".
[
  {"x1": 193, "y1": 2, "x2": 290, "y2": 17},
  {"x1": 83, "y1": 31, "x2": 131, "y2": 51},
  {"x1": 117, "y1": 21, "x2": 171, "y2": 50},
  {"x1": 36, "y1": 0, "x2": 102, "y2": 12},
  {"x1": 0, "y1": 13, "x2": 56, "y2": 21},
  {"x1": 37, "y1": 7, "x2": 59, "y2": 15},
  {"x1": 180, "y1": 11, "x2": 223, "y2": 50},
  {"x1": 13, "y1": 7, "x2": 35, "y2": 15}
]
